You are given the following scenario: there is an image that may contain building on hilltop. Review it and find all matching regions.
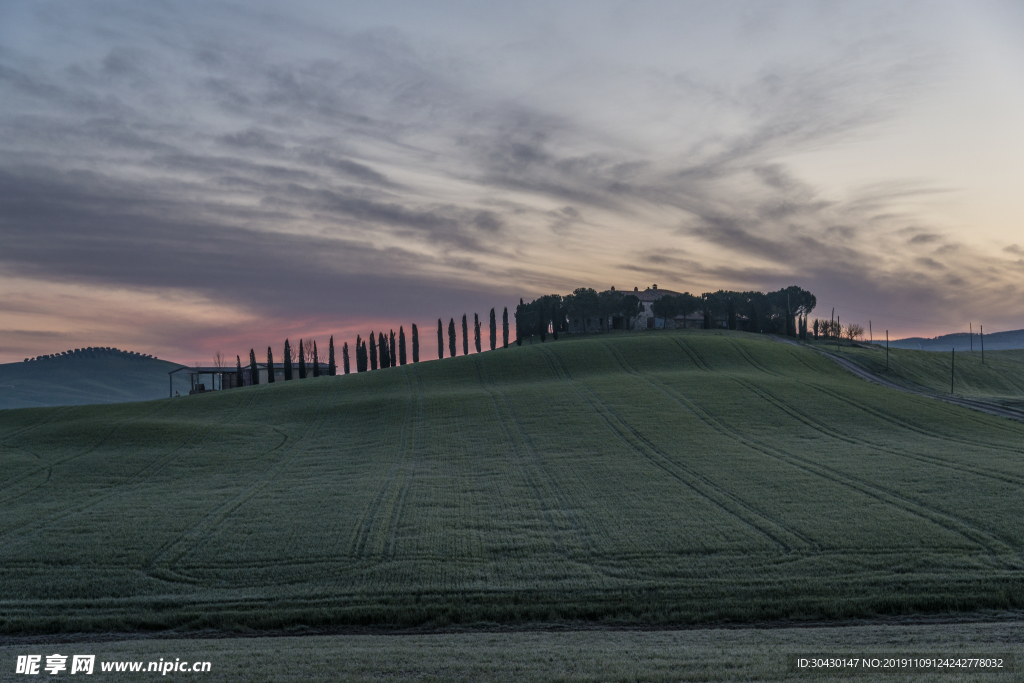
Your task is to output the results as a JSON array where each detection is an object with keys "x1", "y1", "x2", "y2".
[
  {"x1": 564, "y1": 284, "x2": 726, "y2": 333},
  {"x1": 634, "y1": 284, "x2": 679, "y2": 329},
  {"x1": 631, "y1": 285, "x2": 730, "y2": 330}
]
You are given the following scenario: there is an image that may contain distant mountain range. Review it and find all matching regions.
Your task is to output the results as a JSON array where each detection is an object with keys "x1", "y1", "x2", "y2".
[
  {"x1": 0, "y1": 347, "x2": 183, "y2": 410},
  {"x1": 875, "y1": 328, "x2": 1024, "y2": 352}
]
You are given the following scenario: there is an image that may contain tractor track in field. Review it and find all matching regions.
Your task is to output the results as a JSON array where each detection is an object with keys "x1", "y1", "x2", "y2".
[
  {"x1": 802, "y1": 380, "x2": 1024, "y2": 459},
  {"x1": 731, "y1": 377, "x2": 1024, "y2": 551},
  {"x1": 591, "y1": 343, "x2": 818, "y2": 552},
  {"x1": 772, "y1": 336, "x2": 1024, "y2": 425},
  {"x1": 0, "y1": 389, "x2": 267, "y2": 549},
  {"x1": 473, "y1": 354, "x2": 599, "y2": 560},
  {"x1": 728, "y1": 337, "x2": 1024, "y2": 455},
  {"x1": 539, "y1": 344, "x2": 812, "y2": 554},
  {"x1": 768, "y1": 341, "x2": 1024, "y2": 454},
  {"x1": 0, "y1": 400, "x2": 175, "y2": 503},
  {"x1": 0, "y1": 406, "x2": 75, "y2": 445},
  {"x1": 600, "y1": 339, "x2": 1024, "y2": 570},
  {"x1": 668, "y1": 336, "x2": 712, "y2": 371},
  {"x1": 475, "y1": 362, "x2": 570, "y2": 556},
  {"x1": 350, "y1": 373, "x2": 418, "y2": 560},
  {"x1": 383, "y1": 371, "x2": 425, "y2": 560},
  {"x1": 144, "y1": 380, "x2": 339, "y2": 583},
  {"x1": 734, "y1": 375, "x2": 1024, "y2": 487}
]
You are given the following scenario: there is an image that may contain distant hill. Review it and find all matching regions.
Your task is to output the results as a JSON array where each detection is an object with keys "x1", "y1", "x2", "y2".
[
  {"x1": 0, "y1": 347, "x2": 182, "y2": 410},
  {"x1": 878, "y1": 328, "x2": 1024, "y2": 351}
]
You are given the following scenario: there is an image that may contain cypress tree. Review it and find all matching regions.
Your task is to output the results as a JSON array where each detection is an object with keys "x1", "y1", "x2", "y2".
[
  {"x1": 343, "y1": 341, "x2": 350, "y2": 374},
  {"x1": 389, "y1": 330, "x2": 397, "y2": 367},
  {"x1": 517, "y1": 302, "x2": 524, "y2": 342},
  {"x1": 283, "y1": 339, "x2": 293, "y2": 380},
  {"x1": 236, "y1": 354, "x2": 243, "y2": 387},
  {"x1": 462, "y1": 314, "x2": 469, "y2": 355},
  {"x1": 412, "y1": 324, "x2": 420, "y2": 363},
  {"x1": 379, "y1": 332, "x2": 389, "y2": 369},
  {"x1": 474, "y1": 313, "x2": 481, "y2": 353},
  {"x1": 267, "y1": 346, "x2": 275, "y2": 383},
  {"x1": 448, "y1": 318, "x2": 456, "y2": 358},
  {"x1": 399, "y1": 326, "x2": 407, "y2": 365},
  {"x1": 355, "y1": 335, "x2": 363, "y2": 372},
  {"x1": 437, "y1": 319, "x2": 444, "y2": 359},
  {"x1": 312, "y1": 341, "x2": 320, "y2": 377},
  {"x1": 298, "y1": 340, "x2": 307, "y2": 379},
  {"x1": 516, "y1": 299, "x2": 524, "y2": 345},
  {"x1": 369, "y1": 332, "x2": 378, "y2": 370},
  {"x1": 489, "y1": 308, "x2": 496, "y2": 350},
  {"x1": 503, "y1": 307, "x2": 509, "y2": 348},
  {"x1": 249, "y1": 348, "x2": 260, "y2": 385},
  {"x1": 328, "y1": 336, "x2": 336, "y2": 376}
]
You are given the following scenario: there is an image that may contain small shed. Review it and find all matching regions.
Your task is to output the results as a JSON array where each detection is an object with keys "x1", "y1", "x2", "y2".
[{"x1": 168, "y1": 363, "x2": 323, "y2": 397}]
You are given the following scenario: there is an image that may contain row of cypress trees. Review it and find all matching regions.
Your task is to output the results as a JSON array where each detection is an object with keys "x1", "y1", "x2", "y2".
[
  {"x1": 236, "y1": 335, "x2": 344, "y2": 386},
  {"x1": 232, "y1": 307, "x2": 512, "y2": 386},
  {"x1": 435, "y1": 307, "x2": 510, "y2": 359},
  {"x1": 352, "y1": 324, "x2": 417, "y2": 372}
]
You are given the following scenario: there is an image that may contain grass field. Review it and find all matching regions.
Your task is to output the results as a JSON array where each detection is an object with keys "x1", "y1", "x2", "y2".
[
  {"x1": 822, "y1": 342, "x2": 1024, "y2": 407},
  {"x1": 3, "y1": 621, "x2": 1022, "y2": 681},
  {"x1": 2, "y1": 330, "x2": 1024, "y2": 634}
]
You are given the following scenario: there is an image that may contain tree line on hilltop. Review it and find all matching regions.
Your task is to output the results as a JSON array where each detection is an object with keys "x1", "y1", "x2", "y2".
[
  {"x1": 222, "y1": 283, "x2": 875, "y2": 390},
  {"x1": 513, "y1": 285, "x2": 818, "y2": 340},
  {"x1": 514, "y1": 288, "x2": 645, "y2": 340},
  {"x1": 232, "y1": 307, "x2": 513, "y2": 386}
]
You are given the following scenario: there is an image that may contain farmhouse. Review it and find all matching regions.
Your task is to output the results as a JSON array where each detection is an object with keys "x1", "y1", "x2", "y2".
[{"x1": 631, "y1": 285, "x2": 729, "y2": 330}]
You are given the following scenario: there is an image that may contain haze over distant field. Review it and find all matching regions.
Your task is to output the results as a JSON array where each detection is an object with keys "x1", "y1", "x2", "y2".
[{"x1": 1, "y1": 0, "x2": 1022, "y2": 363}]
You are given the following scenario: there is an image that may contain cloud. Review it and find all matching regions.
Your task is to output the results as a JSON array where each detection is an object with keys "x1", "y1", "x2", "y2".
[
  {"x1": 0, "y1": 0, "x2": 1021, "y2": 360},
  {"x1": 0, "y1": 167, "x2": 508, "y2": 323}
]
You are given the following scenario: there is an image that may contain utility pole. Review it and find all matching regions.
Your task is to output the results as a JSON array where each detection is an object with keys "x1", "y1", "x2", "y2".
[
  {"x1": 951, "y1": 348, "x2": 955, "y2": 394},
  {"x1": 886, "y1": 330, "x2": 889, "y2": 371}
]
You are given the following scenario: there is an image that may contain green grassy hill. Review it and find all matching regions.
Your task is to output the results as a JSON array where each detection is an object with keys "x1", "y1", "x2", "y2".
[
  {"x1": 831, "y1": 343, "x2": 1024, "y2": 407},
  {"x1": 0, "y1": 348, "x2": 182, "y2": 410},
  {"x1": 2, "y1": 330, "x2": 1023, "y2": 634}
]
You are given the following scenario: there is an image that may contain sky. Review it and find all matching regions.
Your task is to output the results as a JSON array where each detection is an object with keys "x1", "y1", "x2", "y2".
[{"x1": 1, "y1": 0, "x2": 1023, "y2": 364}]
